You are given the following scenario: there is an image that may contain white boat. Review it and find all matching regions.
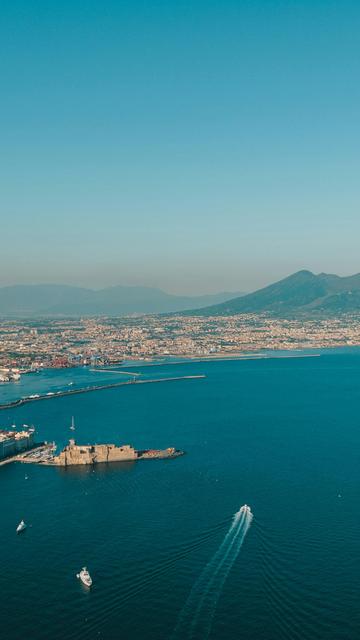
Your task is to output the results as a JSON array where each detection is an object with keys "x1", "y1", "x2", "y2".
[
  {"x1": 70, "y1": 416, "x2": 75, "y2": 431},
  {"x1": 240, "y1": 504, "x2": 252, "y2": 515},
  {"x1": 77, "y1": 567, "x2": 92, "y2": 587},
  {"x1": 16, "y1": 520, "x2": 27, "y2": 533}
]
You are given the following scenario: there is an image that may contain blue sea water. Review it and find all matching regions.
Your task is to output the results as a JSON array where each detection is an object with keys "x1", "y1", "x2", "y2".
[{"x1": 1, "y1": 352, "x2": 360, "y2": 639}]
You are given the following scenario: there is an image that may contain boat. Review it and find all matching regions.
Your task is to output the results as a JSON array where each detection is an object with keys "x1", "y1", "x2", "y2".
[
  {"x1": 76, "y1": 567, "x2": 92, "y2": 587},
  {"x1": 16, "y1": 520, "x2": 27, "y2": 533},
  {"x1": 240, "y1": 504, "x2": 252, "y2": 515},
  {"x1": 70, "y1": 416, "x2": 75, "y2": 431}
]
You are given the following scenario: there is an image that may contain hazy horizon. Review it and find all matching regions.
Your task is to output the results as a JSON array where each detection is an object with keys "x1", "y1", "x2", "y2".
[
  {"x1": 1, "y1": 266, "x2": 360, "y2": 298},
  {"x1": 1, "y1": 1, "x2": 360, "y2": 294}
]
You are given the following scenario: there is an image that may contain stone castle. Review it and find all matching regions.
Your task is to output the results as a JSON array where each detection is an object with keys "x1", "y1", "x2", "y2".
[
  {"x1": 53, "y1": 439, "x2": 138, "y2": 466},
  {"x1": 52, "y1": 438, "x2": 181, "y2": 466}
]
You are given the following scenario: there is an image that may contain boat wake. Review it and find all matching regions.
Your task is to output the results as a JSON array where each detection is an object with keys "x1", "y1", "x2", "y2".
[{"x1": 172, "y1": 505, "x2": 253, "y2": 639}]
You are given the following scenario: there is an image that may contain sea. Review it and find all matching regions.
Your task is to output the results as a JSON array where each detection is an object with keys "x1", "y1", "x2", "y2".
[{"x1": 1, "y1": 350, "x2": 360, "y2": 640}]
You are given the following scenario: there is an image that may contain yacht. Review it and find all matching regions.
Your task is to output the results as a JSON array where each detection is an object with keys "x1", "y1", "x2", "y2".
[
  {"x1": 77, "y1": 567, "x2": 92, "y2": 587},
  {"x1": 16, "y1": 520, "x2": 27, "y2": 533}
]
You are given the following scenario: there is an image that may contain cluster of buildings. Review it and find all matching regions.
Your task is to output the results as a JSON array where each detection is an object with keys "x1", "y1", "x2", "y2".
[
  {"x1": 0, "y1": 429, "x2": 35, "y2": 461},
  {"x1": 0, "y1": 367, "x2": 21, "y2": 383},
  {"x1": 0, "y1": 313, "x2": 360, "y2": 371}
]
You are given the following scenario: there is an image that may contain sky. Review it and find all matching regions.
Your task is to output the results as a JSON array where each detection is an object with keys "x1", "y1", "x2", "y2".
[{"x1": 1, "y1": 0, "x2": 359, "y2": 294}]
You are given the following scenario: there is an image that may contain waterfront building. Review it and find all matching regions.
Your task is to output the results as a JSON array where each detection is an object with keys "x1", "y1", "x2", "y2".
[{"x1": 0, "y1": 430, "x2": 35, "y2": 460}]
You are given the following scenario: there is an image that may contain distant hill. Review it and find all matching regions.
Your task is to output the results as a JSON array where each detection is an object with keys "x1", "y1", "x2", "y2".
[
  {"x1": 0, "y1": 284, "x2": 242, "y2": 317},
  {"x1": 185, "y1": 270, "x2": 360, "y2": 316}
]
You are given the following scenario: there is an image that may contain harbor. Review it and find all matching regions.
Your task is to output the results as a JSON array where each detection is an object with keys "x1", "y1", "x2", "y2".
[{"x1": 0, "y1": 443, "x2": 55, "y2": 467}]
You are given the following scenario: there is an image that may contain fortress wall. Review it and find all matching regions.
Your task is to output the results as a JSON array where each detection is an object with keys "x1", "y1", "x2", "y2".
[
  {"x1": 53, "y1": 441, "x2": 138, "y2": 465},
  {"x1": 107, "y1": 444, "x2": 137, "y2": 461}
]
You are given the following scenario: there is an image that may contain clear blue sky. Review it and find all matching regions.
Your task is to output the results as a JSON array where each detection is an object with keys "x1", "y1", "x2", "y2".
[{"x1": 1, "y1": 0, "x2": 359, "y2": 293}]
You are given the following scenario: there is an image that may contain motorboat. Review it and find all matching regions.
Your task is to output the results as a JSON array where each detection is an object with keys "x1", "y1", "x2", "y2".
[
  {"x1": 70, "y1": 416, "x2": 75, "y2": 431},
  {"x1": 240, "y1": 504, "x2": 252, "y2": 515},
  {"x1": 77, "y1": 567, "x2": 92, "y2": 587},
  {"x1": 16, "y1": 520, "x2": 27, "y2": 533}
]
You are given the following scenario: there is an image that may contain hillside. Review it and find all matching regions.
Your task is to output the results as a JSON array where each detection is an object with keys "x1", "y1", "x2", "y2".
[
  {"x1": 186, "y1": 270, "x2": 360, "y2": 316},
  {"x1": 0, "y1": 284, "x2": 241, "y2": 317}
]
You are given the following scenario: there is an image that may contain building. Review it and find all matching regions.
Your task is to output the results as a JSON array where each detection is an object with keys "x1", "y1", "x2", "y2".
[
  {"x1": 0, "y1": 368, "x2": 21, "y2": 382},
  {"x1": 0, "y1": 430, "x2": 35, "y2": 460},
  {"x1": 53, "y1": 438, "x2": 138, "y2": 466}
]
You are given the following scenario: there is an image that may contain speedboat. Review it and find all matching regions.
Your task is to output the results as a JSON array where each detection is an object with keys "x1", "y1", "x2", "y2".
[
  {"x1": 240, "y1": 504, "x2": 252, "y2": 515},
  {"x1": 77, "y1": 567, "x2": 92, "y2": 587},
  {"x1": 16, "y1": 520, "x2": 27, "y2": 533}
]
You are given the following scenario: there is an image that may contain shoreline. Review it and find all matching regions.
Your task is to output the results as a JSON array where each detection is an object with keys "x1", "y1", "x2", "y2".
[{"x1": 112, "y1": 352, "x2": 322, "y2": 368}]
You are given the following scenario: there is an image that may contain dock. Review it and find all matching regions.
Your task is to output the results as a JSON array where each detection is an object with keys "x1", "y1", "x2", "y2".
[{"x1": 0, "y1": 443, "x2": 55, "y2": 467}]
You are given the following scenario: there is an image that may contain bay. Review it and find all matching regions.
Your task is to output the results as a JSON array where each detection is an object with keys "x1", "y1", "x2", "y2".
[{"x1": 1, "y1": 352, "x2": 360, "y2": 639}]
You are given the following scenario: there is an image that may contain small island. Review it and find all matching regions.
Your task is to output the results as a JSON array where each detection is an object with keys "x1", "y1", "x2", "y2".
[{"x1": 48, "y1": 438, "x2": 184, "y2": 466}]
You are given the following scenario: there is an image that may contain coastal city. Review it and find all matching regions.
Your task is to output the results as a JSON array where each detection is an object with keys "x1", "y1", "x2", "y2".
[{"x1": 1, "y1": 313, "x2": 360, "y2": 375}]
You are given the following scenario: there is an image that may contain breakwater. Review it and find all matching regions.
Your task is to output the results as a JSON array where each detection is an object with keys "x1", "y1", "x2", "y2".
[{"x1": 0, "y1": 375, "x2": 206, "y2": 411}]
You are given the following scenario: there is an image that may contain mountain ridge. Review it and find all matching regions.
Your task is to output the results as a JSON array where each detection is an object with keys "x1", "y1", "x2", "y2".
[
  {"x1": 184, "y1": 270, "x2": 360, "y2": 316},
  {"x1": 0, "y1": 284, "x2": 242, "y2": 317}
]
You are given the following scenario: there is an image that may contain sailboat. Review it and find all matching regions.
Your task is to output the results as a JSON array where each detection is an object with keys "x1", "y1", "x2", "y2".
[{"x1": 70, "y1": 416, "x2": 76, "y2": 431}]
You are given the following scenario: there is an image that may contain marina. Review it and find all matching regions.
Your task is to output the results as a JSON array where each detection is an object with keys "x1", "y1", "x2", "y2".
[{"x1": 0, "y1": 443, "x2": 56, "y2": 466}]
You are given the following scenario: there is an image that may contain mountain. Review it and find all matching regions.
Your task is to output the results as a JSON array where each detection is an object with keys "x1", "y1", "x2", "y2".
[
  {"x1": 0, "y1": 284, "x2": 242, "y2": 317},
  {"x1": 185, "y1": 270, "x2": 360, "y2": 316}
]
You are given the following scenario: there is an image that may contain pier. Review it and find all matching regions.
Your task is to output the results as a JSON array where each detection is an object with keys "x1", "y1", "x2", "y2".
[{"x1": 0, "y1": 374, "x2": 206, "y2": 411}]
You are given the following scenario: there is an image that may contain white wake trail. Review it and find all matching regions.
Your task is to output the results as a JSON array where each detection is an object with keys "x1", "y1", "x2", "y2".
[{"x1": 172, "y1": 505, "x2": 253, "y2": 639}]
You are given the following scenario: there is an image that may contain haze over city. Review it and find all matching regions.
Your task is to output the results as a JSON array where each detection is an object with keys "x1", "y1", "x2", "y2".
[{"x1": 1, "y1": 0, "x2": 360, "y2": 293}]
